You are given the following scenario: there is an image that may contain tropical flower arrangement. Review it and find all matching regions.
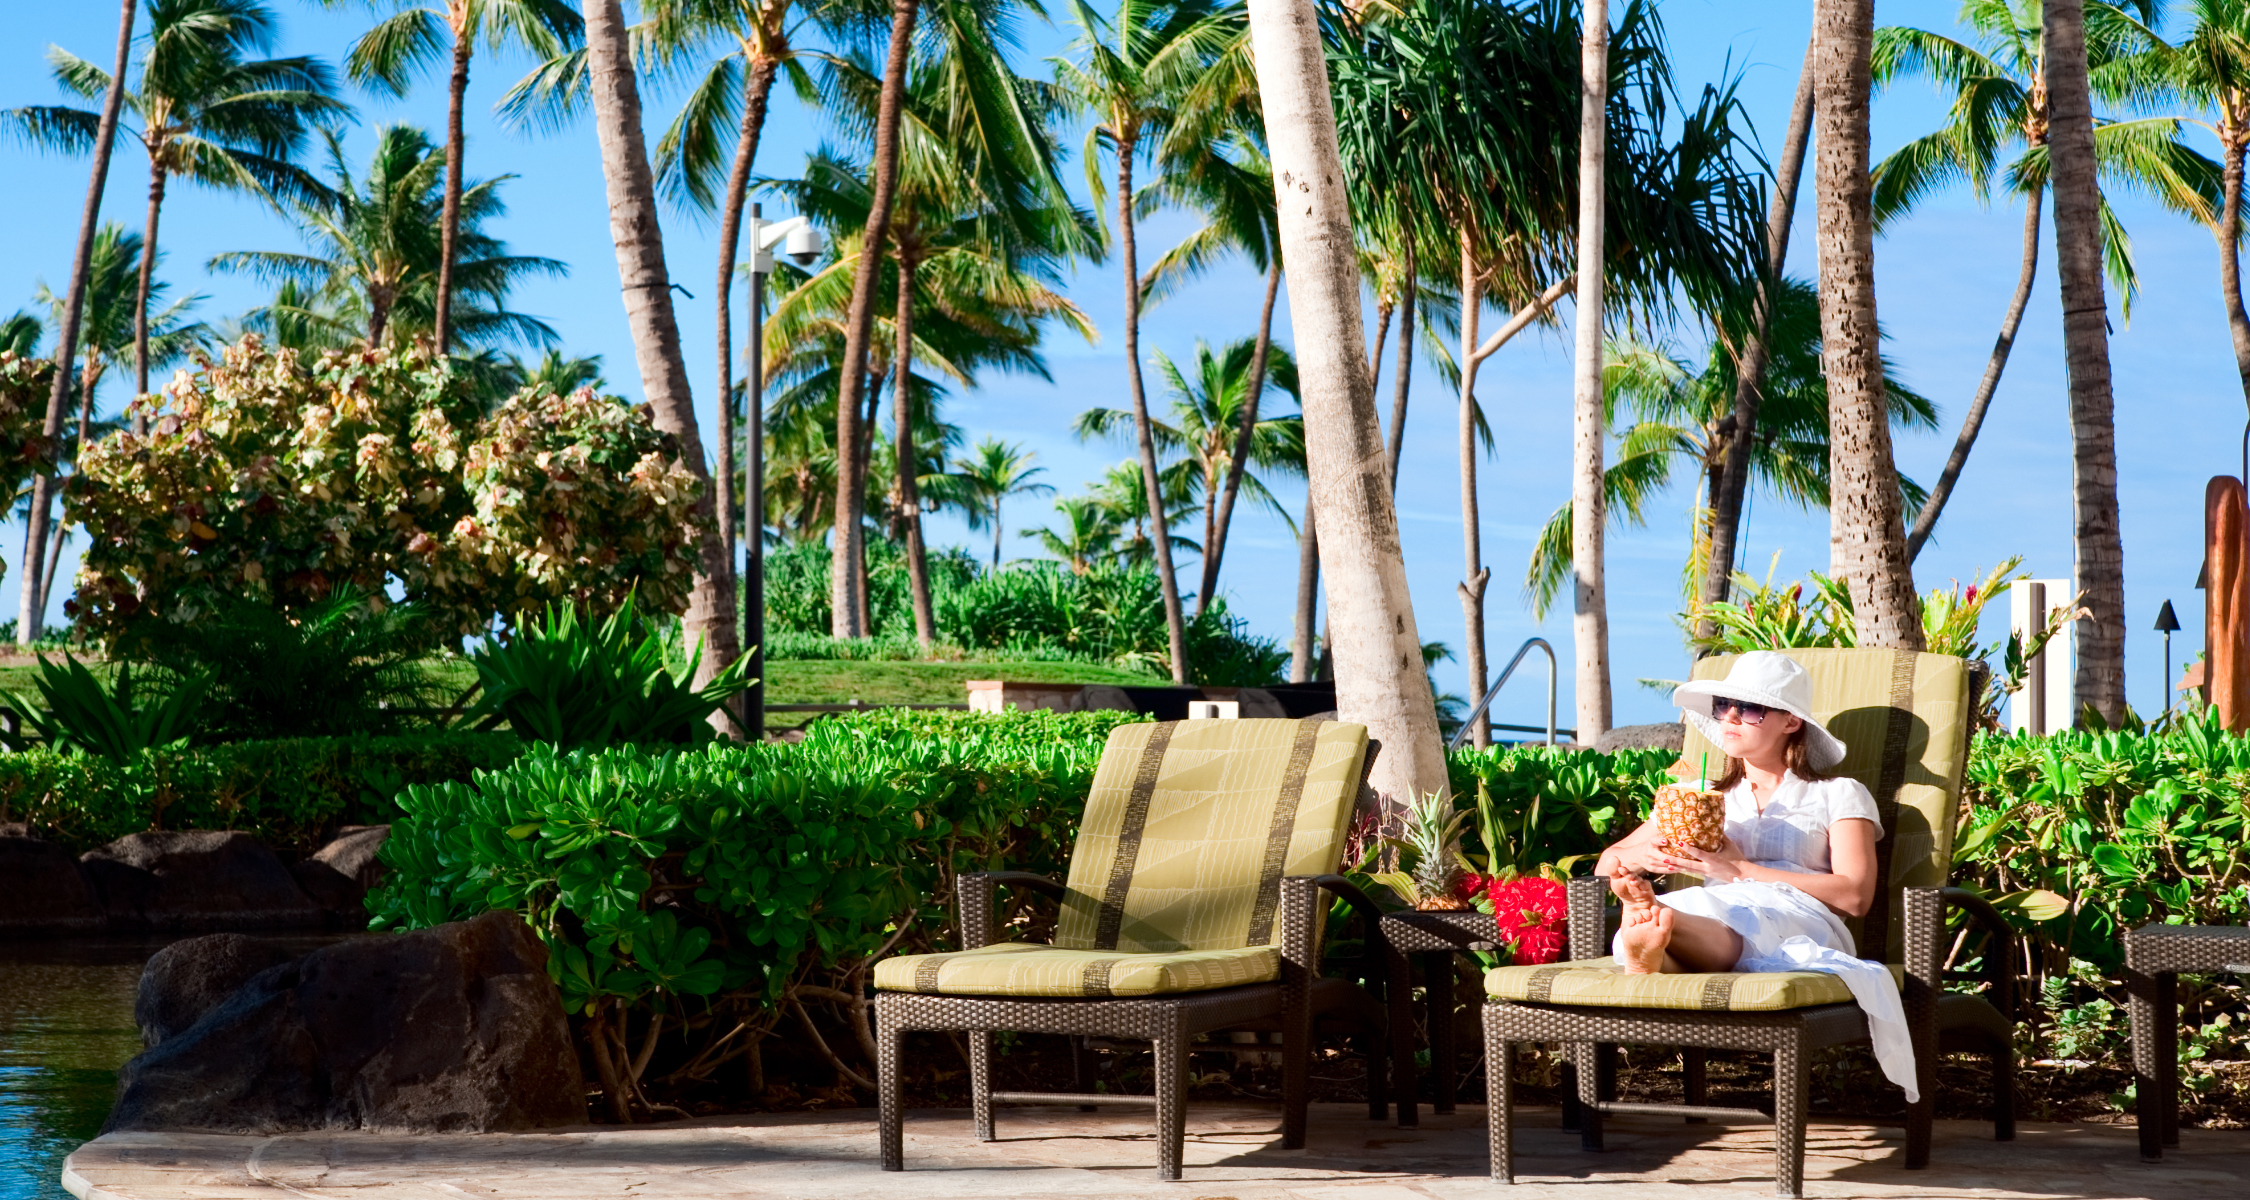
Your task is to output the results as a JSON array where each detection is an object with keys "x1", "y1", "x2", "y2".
[{"x1": 1458, "y1": 873, "x2": 1568, "y2": 965}]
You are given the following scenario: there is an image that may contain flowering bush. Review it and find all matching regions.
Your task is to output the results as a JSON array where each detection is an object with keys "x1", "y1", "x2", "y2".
[
  {"x1": 0, "y1": 352, "x2": 61, "y2": 577},
  {"x1": 1485, "y1": 875, "x2": 1568, "y2": 964},
  {"x1": 65, "y1": 337, "x2": 707, "y2": 640}
]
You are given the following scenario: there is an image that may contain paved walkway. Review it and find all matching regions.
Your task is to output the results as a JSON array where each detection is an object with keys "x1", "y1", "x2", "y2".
[{"x1": 62, "y1": 1103, "x2": 2250, "y2": 1199}]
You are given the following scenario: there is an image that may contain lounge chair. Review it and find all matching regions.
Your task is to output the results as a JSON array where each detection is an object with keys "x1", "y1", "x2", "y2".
[
  {"x1": 872, "y1": 717, "x2": 1383, "y2": 1180},
  {"x1": 1481, "y1": 648, "x2": 2018, "y2": 1197}
]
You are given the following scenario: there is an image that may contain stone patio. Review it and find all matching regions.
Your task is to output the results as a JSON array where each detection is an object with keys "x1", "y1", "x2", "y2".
[{"x1": 62, "y1": 1103, "x2": 2250, "y2": 1199}]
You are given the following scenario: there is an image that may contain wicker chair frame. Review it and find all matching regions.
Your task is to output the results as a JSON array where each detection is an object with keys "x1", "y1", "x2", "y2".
[
  {"x1": 1485, "y1": 856, "x2": 2021, "y2": 1196},
  {"x1": 2124, "y1": 923, "x2": 2250, "y2": 1162},
  {"x1": 876, "y1": 867, "x2": 1388, "y2": 1181}
]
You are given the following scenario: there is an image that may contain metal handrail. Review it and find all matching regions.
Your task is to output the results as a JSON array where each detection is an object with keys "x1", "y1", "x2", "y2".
[{"x1": 1448, "y1": 637, "x2": 1560, "y2": 751}]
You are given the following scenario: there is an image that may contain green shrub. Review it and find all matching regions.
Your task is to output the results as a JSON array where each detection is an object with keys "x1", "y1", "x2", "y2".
[
  {"x1": 121, "y1": 587, "x2": 448, "y2": 742},
  {"x1": 468, "y1": 596, "x2": 753, "y2": 749},
  {"x1": 1, "y1": 655, "x2": 209, "y2": 762},
  {"x1": 0, "y1": 730, "x2": 524, "y2": 855},
  {"x1": 760, "y1": 538, "x2": 979, "y2": 638}
]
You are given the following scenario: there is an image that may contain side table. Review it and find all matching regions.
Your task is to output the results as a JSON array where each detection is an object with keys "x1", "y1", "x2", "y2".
[
  {"x1": 1380, "y1": 909, "x2": 1505, "y2": 1127},
  {"x1": 2123, "y1": 923, "x2": 2250, "y2": 1161}
]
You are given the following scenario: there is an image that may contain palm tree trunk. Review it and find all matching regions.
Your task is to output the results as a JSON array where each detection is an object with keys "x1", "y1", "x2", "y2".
[
  {"x1": 583, "y1": 0, "x2": 744, "y2": 723},
  {"x1": 132, "y1": 156, "x2": 167, "y2": 434},
  {"x1": 1812, "y1": 0, "x2": 1922, "y2": 651},
  {"x1": 857, "y1": 366, "x2": 880, "y2": 635},
  {"x1": 1907, "y1": 184, "x2": 2043, "y2": 561},
  {"x1": 1569, "y1": 0, "x2": 1613, "y2": 745},
  {"x1": 40, "y1": 360, "x2": 104, "y2": 615},
  {"x1": 20, "y1": 0, "x2": 134, "y2": 648},
  {"x1": 1456, "y1": 230, "x2": 1490, "y2": 748},
  {"x1": 2044, "y1": 0, "x2": 2126, "y2": 722},
  {"x1": 433, "y1": 31, "x2": 471, "y2": 354},
  {"x1": 715, "y1": 56, "x2": 781, "y2": 597},
  {"x1": 828, "y1": 0, "x2": 918, "y2": 639},
  {"x1": 2217, "y1": 127, "x2": 2250, "y2": 416},
  {"x1": 1247, "y1": 0, "x2": 1448, "y2": 803},
  {"x1": 894, "y1": 255, "x2": 936, "y2": 645},
  {"x1": 1118, "y1": 136, "x2": 1191, "y2": 683},
  {"x1": 1196, "y1": 259, "x2": 1282, "y2": 615},
  {"x1": 1291, "y1": 497, "x2": 1317, "y2": 682},
  {"x1": 1387, "y1": 238, "x2": 1415, "y2": 492},
  {"x1": 1366, "y1": 297, "x2": 1391, "y2": 390},
  {"x1": 1698, "y1": 39, "x2": 1814, "y2": 634}
]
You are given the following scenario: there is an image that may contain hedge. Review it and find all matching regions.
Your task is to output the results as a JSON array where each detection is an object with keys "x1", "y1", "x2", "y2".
[{"x1": 0, "y1": 730, "x2": 525, "y2": 855}]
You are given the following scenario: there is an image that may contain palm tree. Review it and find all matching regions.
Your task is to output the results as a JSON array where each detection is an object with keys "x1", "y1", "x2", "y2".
[
  {"x1": 2141, "y1": 2, "x2": 2250, "y2": 417},
  {"x1": 211, "y1": 127, "x2": 566, "y2": 351},
  {"x1": 1523, "y1": 279, "x2": 1938, "y2": 616},
  {"x1": 583, "y1": 0, "x2": 742, "y2": 734},
  {"x1": 1872, "y1": 0, "x2": 2203, "y2": 560},
  {"x1": 1074, "y1": 336, "x2": 1305, "y2": 603},
  {"x1": 951, "y1": 438, "x2": 1053, "y2": 569},
  {"x1": 824, "y1": 0, "x2": 924, "y2": 640},
  {"x1": 4, "y1": 0, "x2": 136, "y2": 649},
  {"x1": 0, "y1": 314, "x2": 40, "y2": 357},
  {"x1": 1813, "y1": 0, "x2": 1923, "y2": 652},
  {"x1": 1054, "y1": 0, "x2": 1240, "y2": 683},
  {"x1": 29, "y1": 224, "x2": 208, "y2": 615},
  {"x1": 1569, "y1": 0, "x2": 1613, "y2": 743},
  {"x1": 1245, "y1": 0, "x2": 1449, "y2": 806},
  {"x1": 806, "y1": 26, "x2": 1096, "y2": 644},
  {"x1": 2045, "y1": 0, "x2": 2128, "y2": 721},
  {"x1": 4, "y1": 0, "x2": 347, "y2": 413},
  {"x1": 322, "y1": 0, "x2": 579, "y2": 354},
  {"x1": 1148, "y1": 26, "x2": 1284, "y2": 616},
  {"x1": 1026, "y1": 495, "x2": 1121, "y2": 573}
]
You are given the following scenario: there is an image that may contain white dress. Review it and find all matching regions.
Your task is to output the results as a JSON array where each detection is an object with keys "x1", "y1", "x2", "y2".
[{"x1": 1612, "y1": 770, "x2": 1919, "y2": 1101}]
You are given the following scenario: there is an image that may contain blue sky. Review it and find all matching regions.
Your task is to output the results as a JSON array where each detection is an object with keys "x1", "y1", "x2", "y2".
[{"x1": 0, "y1": 1, "x2": 2223, "y2": 728}]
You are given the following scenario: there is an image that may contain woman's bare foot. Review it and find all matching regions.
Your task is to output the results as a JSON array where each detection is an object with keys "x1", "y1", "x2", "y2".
[{"x1": 1616, "y1": 904, "x2": 1673, "y2": 974}]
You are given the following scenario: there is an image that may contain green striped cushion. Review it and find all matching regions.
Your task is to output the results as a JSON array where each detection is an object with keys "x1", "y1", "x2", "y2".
[
  {"x1": 1486, "y1": 956, "x2": 1906, "y2": 1012},
  {"x1": 873, "y1": 942, "x2": 1279, "y2": 997}
]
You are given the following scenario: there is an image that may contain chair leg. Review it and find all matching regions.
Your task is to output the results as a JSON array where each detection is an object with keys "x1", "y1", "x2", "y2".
[
  {"x1": 1487, "y1": 1033, "x2": 1515, "y2": 1183},
  {"x1": 1362, "y1": 1025, "x2": 1389, "y2": 1122},
  {"x1": 1155, "y1": 1028, "x2": 1188, "y2": 1182},
  {"x1": 1575, "y1": 1041, "x2": 1604, "y2": 1152},
  {"x1": 1071, "y1": 1035, "x2": 1097, "y2": 1112},
  {"x1": 1991, "y1": 1036, "x2": 2016, "y2": 1142},
  {"x1": 968, "y1": 1030, "x2": 994, "y2": 1143},
  {"x1": 1773, "y1": 1035, "x2": 1807, "y2": 1199},
  {"x1": 1283, "y1": 985, "x2": 1312, "y2": 1149},
  {"x1": 2128, "y1": 966, "x2": 2160, "y2": 1161},
  {"x1": 1427, "y1": 951, "x2": 1458, "y2": 1114},
  {"x1": 1683, "y1": 1047, "x2": 1708, "y2": 1124},
  {"x1": 877, "y1": 1005, "x2": 905, "y2": 1172},
  {"x1": 1389, "y1": 941, "x2": 1419, "y2": 1128},
  {"x1": 1905, "y1": 1039, "x2": 1934, "y2": 1169},
  {"x1": 1559, "y1": 1056, "x2": 1581, "y2": 1133},
  {"x1": 2158, "y1": 971, "x2": 2181, "y2": 1149}
]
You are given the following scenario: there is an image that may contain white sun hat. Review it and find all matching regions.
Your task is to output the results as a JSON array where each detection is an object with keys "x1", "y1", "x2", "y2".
[{"x1": 1670, "y1": 650, "x2": 1848, "y2": 769}]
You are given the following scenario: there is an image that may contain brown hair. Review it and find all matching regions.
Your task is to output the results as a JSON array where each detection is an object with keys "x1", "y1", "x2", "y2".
[{"x1": 1708, "y1": 719, "x2": 1832, "y2": 791}]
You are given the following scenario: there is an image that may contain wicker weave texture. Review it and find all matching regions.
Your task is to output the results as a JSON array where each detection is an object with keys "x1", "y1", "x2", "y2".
[{"x1": 2123, "y1": 922, "x2": 2250, "y2": 1161}]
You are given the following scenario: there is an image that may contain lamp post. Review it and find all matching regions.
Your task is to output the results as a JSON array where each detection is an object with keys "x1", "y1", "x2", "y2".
[
  {"x1": 2155, "y1": 599, "x2": 2181, "y2": 718},
  {"x1": 741, "y1": 204, "x2": 824, "y2": 740}
]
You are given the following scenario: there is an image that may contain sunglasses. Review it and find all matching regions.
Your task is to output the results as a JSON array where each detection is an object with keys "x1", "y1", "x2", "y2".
[{"x1": 1711, "y1": 697, "x2": 1773, "y2": 725}]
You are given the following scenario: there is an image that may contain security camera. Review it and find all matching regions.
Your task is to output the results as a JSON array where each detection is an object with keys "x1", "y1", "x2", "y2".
[{"x1": 785, "y1": 225, "x2": 825, "y2": 266}]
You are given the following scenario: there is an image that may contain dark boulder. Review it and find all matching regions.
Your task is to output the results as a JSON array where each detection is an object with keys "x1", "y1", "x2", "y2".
[
  {"x1": 107, "y1": 910, "x2": 584, "y2": 1134},
  {"x1": 0, "y1": 835, "x2": 106, "y2": 933},
  {"x1": 290, "y1": 859, "x2": 364, "y2": 918},
  {"x1": 81, "y1": 830, "x2": 324, "y2": 931},
  {"x1": 134, "y1": 933, "x2": 302, "y2": 1047},
  {"x1": 313, "y1": 825, "x2": 390, "y2": 891},
  {"x1": 1594, "y1": 722, "x2": 1686, "y2": 754}
]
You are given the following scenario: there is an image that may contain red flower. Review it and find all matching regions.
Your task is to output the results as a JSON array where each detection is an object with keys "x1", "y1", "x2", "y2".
[
  {"x1": 1455, "y1": 871, "x2": 1488, "y2": 901},
  {"x1": 1487, "y1": 876, "x2": 1568, "y2": 966}
]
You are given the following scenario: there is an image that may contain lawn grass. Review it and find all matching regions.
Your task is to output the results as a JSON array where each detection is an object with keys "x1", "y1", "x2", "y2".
[
  {"x1": 759, "y1": 657, "x2": 1163, "y2": 708},
  {"x1": 0, "y1": 652, "x2": 1159, "y2": 717}
]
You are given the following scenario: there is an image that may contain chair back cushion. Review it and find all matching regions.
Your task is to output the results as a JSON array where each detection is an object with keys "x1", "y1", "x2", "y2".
[
  {"x1": 1679, "y1": 648, "x2": 1969, "y2": 960},
  {"x1": 1053, "y1": 718, "x2": 1370, "y2": 954}
]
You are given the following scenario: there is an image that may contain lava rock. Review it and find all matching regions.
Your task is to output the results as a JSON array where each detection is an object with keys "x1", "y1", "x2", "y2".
[
  {"x1": 106, "y1": 910, "x2": 583, "y2": 1134},
  {"x1": 289, "y1": 859, "x2": 364, "y2": 919},
  {"x1": 134, "y1": 933, "x2": 302, "y2": 1047},
  {"x1": 312, "y1": 825, "x2": 390, "y2": 891},
  {"x1": 1593, "y1": 722, "x2": 1686, "y2": 754},
  {"x1": 81, "y1": 830, "x2": 325, "y2": 932},
  {"x1": 0, "y1": 835, "x2": 106, "y2": 933}
]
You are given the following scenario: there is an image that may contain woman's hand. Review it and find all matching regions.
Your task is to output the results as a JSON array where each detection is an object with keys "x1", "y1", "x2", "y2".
[
  {"x1": 1663, "y1": 837, "x2": 1750, "y2": 884},
  {"x1": 1607, "y1": 841, "x2": 1680, "y2": 877}
]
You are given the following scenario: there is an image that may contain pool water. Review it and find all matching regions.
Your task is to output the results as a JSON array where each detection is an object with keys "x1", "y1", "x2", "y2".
[
  {"x1": 0, "y1": 938, "x2": 165, "y2": 1200},
  {"x1": 0, "y1": 935, "x2": 347, "y2": 1200}
]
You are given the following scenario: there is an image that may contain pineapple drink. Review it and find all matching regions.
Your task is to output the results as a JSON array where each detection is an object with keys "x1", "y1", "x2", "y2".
[{"x1": 1650, "y1": 782, "x2": 1727, "y2": 852}]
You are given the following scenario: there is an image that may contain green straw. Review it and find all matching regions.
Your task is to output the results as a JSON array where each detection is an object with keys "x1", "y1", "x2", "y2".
[{"x1": 1699, "y1": 751, "x2": 1708, "y2": 792}]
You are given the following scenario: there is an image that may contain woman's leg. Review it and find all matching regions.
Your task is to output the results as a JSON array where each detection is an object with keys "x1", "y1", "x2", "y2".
[{"x1": 1611, "y1": 871, "x2": 1745, "y2": 974}]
